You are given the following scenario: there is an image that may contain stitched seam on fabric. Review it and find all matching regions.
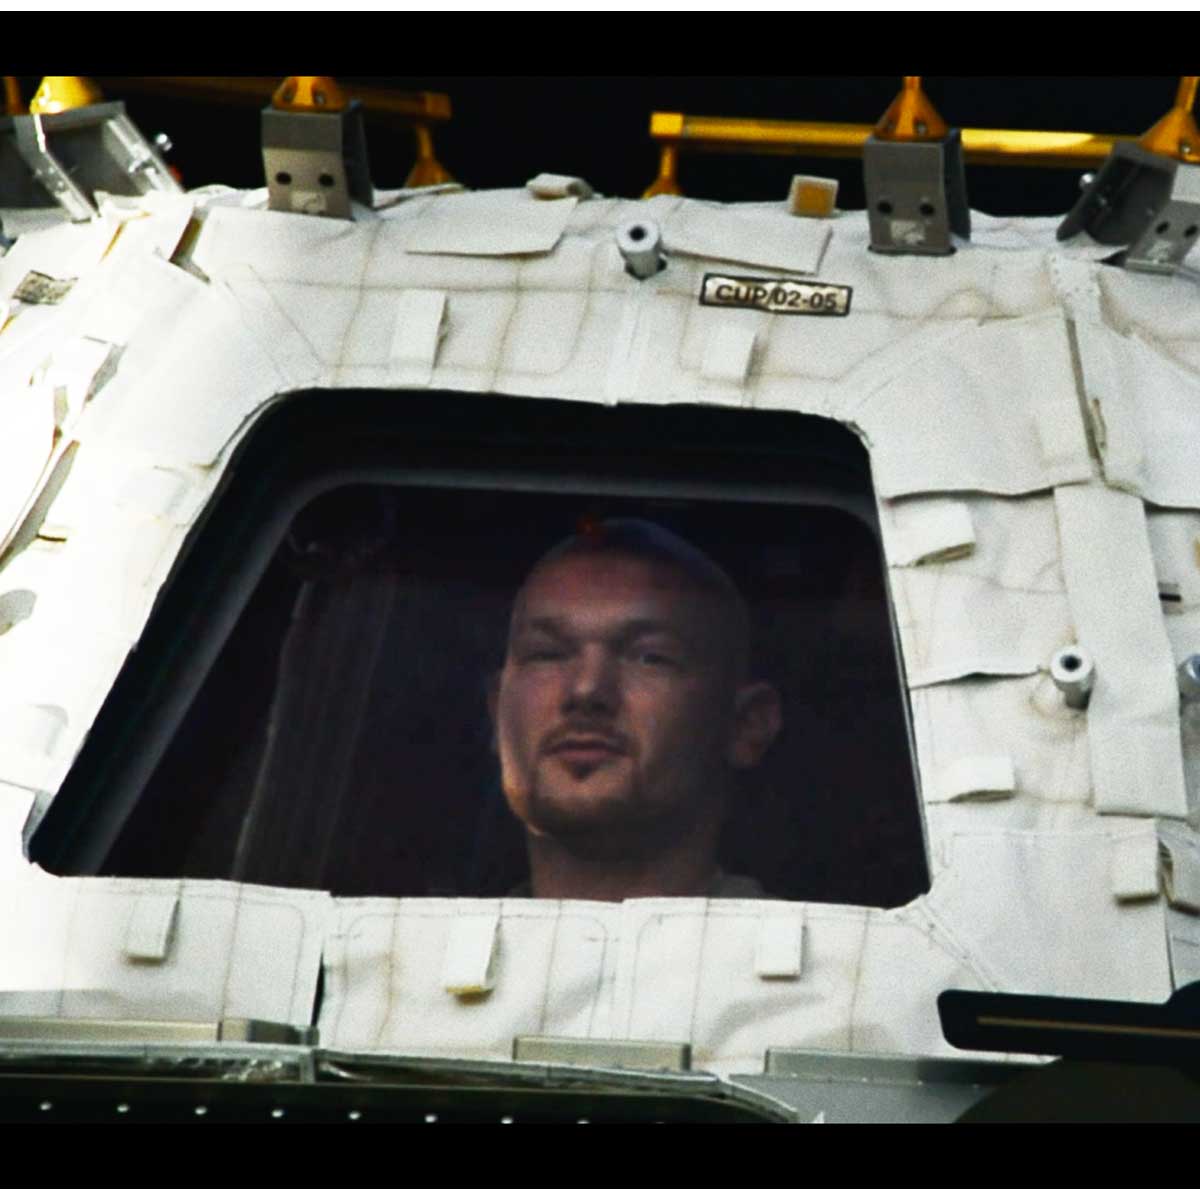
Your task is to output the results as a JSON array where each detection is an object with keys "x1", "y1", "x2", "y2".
[
  {"x1": 242, "y1": 265, "x2": 326, "y2": 373},
  {"x1": 216, "y1": 884, "x2": 245, "y2": 1019},
  {"x1": 535, "y1": 901, "x2": 560, "y2": 1036},
  {"x1": 894, "y1": 567, "x2": 1067, "y2": 598},
  {"x1": 845, "y1": 911, "x2": 871, "y2": 1053},
  {"x1": 55, "y1": 877, "x2": 83, "y2": 1016},
  {"x1": 685, "y1": 901, "x2": 712, "y2": 1049}
]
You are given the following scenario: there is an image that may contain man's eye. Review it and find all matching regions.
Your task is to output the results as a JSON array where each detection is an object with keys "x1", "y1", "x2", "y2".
[
  {"x1": 632, "y1": 648, "x2": 678, "y2": 668},
  {"x1": 523, "y1": 646, "x2": 567, "y2": 662}
]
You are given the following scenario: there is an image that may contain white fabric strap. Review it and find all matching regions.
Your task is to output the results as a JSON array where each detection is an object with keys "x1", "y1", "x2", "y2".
[
  {"x1": 123, "y1": 889, "x2": 180, "y2": 963},
  {"x1": 441, "y1": 911, "x2": 500, "y2": 996},
  {"x1": 929, "y1": 755, "x2": 1015, "y2": 804},
  {"x1": 390, "y1": 290, "x2": 447, "y2": 384},
  {"x1": 1054, "y1": 482, "x2": 1188, "y2": 817},
  {"x1": 1109, "y1": 830, "x2": 1161, "y2": 901},
  {"x1": 526, "y1": 173, "x2": 593, "y2": 200},
  {"x1": 1071, "y1": 318, "x2": 1146, "y2": 494},
  {"x1": 886, "y1": 498, "x2": 976, "y2": 567},
  {"x1": 700, "y1": 324, "x2": 756, "y2": 386},
  {"x1": 754, "y1": 912, "x2": 805, "y2": 980}
]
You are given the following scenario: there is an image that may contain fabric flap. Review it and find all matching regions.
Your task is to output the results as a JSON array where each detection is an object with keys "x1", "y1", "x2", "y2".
[
  {"x1": 1108, "y1": 829, "x2": 1161, "y2": 902},
  {"x1": 441, "y1": 910, "x2": 500, "y2": 996},
  {"x1": 754, "y1": 911, "x2": 805, "y2": 980},
  {"x1": 402, "y1": 190, "x2": 578, "y2": 257},
  {"x1": 662, "y1": 200, "x2": 830, "y2": 274},
  {"x1": 700, "y1": 323, "x2": 756, "y2": 384},
  {"x1": 930, "y1": 755, "x2": 1016, "y2": 804},
  {"x1": 885, "y1": 498, "x2": 975, "y2": 567},
  {"x1": 390, "y1": 289, "x2": 447, "y2": 384},
  {"x1": 123, "y1": 888, "x2": 181, "y2": 963},
  {"x1": 853, "y1": 313, "x2": 1093, "y2": 499}
]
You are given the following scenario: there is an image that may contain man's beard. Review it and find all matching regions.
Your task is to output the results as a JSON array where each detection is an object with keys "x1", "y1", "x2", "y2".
[{"x1": 522, "y1": 767, "x2": 708, "y2": 863}]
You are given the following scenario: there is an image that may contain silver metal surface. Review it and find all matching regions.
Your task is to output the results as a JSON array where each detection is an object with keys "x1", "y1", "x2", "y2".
[
  {"x1": 0, "y1": 1015, "x2": 315, "y2": 1046},
  {"x1": 700, "y1": 273, "x2": 851, "y2": 317},
  {"x1": 1059, "y1": 141, "x2": 1200, "y2": 274},
  {"x1": 3, "y1": 103, "x2": 181, "y2": 222},
  {"x1": 217, "y1": 1018, "x2": 318, "y2": 1046},
  {"x1": 513, "y1": 1034, "x2": 691, "y2": 1072},
  {"x1": 0, "y1": 1016, "x2": 216, "y2": 1044},
  {"x1": 764, "y1": 1046, "x2": 1022, "y2": 1086},
  {"x1": 1124, "y1": 162, "x2": 1200, "y2": 274},
  {"x1": 615, "y1": 218, "x2": 664, "y2": 279},
  {"x1": 863, "y1": 130, "x2": 971, "y2": 256},
  {"x1": 261, "y1": 103, "x2": 372, "y2": 221},
  {"x1": 728, "y1": 1047, "x2": 1033, "y2": 1123},
  {"x1": 1051, "y1": 644, "x2": 1095, "y2": 710},
  {"x1": 1178, "y1": 654, "x2": 1200, "y2": 701}
]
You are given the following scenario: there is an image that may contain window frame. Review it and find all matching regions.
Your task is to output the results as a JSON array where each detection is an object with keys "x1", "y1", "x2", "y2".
[{"x1": 29, "y1": 387, "x2": 925, "y2": 890}]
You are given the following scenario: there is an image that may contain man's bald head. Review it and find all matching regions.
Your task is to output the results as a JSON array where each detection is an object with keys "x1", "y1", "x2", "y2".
[{"x1": 510, "y1": 519, "x2": 751, "y2": 682}]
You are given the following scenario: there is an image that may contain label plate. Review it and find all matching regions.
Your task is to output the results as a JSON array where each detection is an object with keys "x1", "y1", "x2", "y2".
[{"x1": 700, "y1": 273, "x2": 851, "y2": 317}]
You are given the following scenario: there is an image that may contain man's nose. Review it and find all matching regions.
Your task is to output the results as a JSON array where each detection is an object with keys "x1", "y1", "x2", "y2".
[{"x1": 563, "y1": 645, "x2": 620, "y2": 713}]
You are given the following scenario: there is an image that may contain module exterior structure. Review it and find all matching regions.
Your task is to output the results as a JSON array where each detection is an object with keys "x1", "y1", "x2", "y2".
[{"x1": 0, "y1": 178, "x2": 1198, "y2": 1116}]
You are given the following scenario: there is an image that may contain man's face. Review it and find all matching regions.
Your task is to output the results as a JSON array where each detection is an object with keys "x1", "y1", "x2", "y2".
[{"x1": 493, "y1": 551, "x2": 754, "y2": 858}]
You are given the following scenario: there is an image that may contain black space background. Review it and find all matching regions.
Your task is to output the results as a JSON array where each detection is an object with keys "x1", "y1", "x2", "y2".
[{"x1": 7, "y1": 72, "x2": 1190, "y2": 217}]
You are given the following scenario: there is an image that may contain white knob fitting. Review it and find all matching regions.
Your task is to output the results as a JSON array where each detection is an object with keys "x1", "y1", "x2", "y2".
[
  {"x1": 1051, "y1": 644, "x2": 1094, "y2": 710},
  {"x1": 616, "y1": 218, "x2": 665, "y2": 279}
]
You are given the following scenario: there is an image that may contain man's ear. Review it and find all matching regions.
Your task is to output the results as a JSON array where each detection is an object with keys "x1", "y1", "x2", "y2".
[{"x1": 726, "y1": 681, "x2": 782, "y2": 769}]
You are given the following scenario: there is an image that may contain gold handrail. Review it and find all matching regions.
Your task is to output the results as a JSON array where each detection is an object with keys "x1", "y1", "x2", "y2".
[
  {"x1": 96, "y1": 77, "x2": 451, "y2": 122},
  {"x1": 645, "y1": 112, "x2": 1132, "y2": 197},
  {"x1": 2, "y1": 75, "x2": 23, "y2": 116}
]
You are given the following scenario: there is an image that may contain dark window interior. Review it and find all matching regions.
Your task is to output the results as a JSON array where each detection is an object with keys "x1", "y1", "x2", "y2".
[{"x1": 30, "y1": 390, "x2": 927, "y2": 908}]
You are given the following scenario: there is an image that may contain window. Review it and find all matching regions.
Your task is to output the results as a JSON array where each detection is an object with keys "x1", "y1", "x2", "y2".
[{"x1": 31, "y1": 390, "x2": 926, "y2": 907}]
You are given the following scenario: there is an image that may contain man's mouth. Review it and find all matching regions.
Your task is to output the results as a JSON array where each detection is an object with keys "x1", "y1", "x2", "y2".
[{"x1": 546, "y1": 734, "x2": 627, "y2": 766}]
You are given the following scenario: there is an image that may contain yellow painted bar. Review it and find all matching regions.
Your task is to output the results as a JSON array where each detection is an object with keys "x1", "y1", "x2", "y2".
[
  {"x1": 98, "y1": 77, "x2": 451, "y2": 122},
  {"x1": 650, "y1": 111, "x2": 1124, "y2": 169}
]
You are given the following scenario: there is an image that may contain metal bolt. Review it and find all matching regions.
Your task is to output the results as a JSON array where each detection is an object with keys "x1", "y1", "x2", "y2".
[
  {"x1": 38, "y1": 1100, "x2": 52, "y2": 1112},
  {"x1": 1051, "y1": 644, "x2": 1094, "y2": 710},
  {"x1": 348, "y1": 1110, "x2": 362, "y2": 1121},
  {"x1": 1079, "y1": 172, "x2": 1095, "y2": 191},
  {"x1": 153, "y1": 132, "x2": 173, "y2": 156},
  {"x1": 270, "y1": 1107, "x2": 285, "y2": 1119},
  {"x1": 194, "y1": 1106, "x2": 208, "y2": 1117},
  {"x1": 116, "y1": 1103, "x2": 130, "y2": 1114}
]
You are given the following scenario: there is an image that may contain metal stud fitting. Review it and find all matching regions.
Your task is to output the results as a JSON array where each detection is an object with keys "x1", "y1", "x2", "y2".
[
  {"x1": 1178, "y1": 655, "x2": 1200, "y2": 701},
  {"x1": 616, "y1": 219, "x2": 666, "y2": 279},
  {"x1": 1051, "y1": 644, "x2": 1094, "y2": 710}
]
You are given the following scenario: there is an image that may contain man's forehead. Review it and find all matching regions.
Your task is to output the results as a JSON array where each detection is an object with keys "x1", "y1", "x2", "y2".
[{"x1": 514, "y1": 552, "x2": 712, "y2": 624}]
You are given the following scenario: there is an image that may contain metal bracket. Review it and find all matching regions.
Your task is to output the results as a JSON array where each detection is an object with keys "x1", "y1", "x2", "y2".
[
  {"x1": 1057, "y1": 141, "x2": 1200, "y2": 275},
  {"x1": 0, "y1": 1015, "x2": 316, "y2": 1046},
  {"x1": 261, "y1": 102, "x2": 372, "y2": 221},
  {"x1": 863, "y1": 130, "x2": 971, "y2": 256},
  {"x1": 0, "y1": 102, "x2": 181, "y2": 222},
  {"x1": 513, "y1": 1035, "x2": 691, "y2": 1072}
]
